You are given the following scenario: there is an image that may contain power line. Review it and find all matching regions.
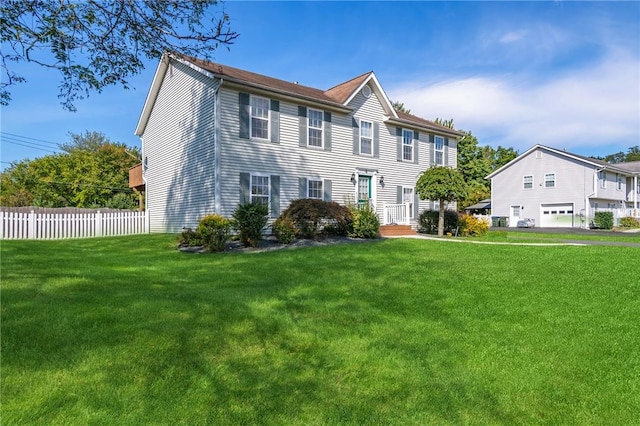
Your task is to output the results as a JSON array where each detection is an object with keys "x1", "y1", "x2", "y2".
[
  {"x1": 1, "y1": 135, "x2": 61, "y2": 153},
  {"x1": 0, "y1": 131, "x2": 61, "y2": 148}
]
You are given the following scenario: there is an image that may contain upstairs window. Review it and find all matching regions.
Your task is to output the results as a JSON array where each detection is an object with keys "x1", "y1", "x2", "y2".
[
  {"x1": 250, "y1": 96, "x2": 269, "y2": 139},
  {"x1": 308, "y1": 109, "x2": 323, "y2": 147},
  {"x1": 360, "y1": 120, "x2": 373, "y2": 155},
  {"x1": 435, "y1": 136, "x2": 444, "y2": 165},
  {"x1": 544, "y1": 173, "x2": 556, "y2": 188},
  {"x1": 616, "y1": 173, "x2": 622, "y2": 190},
  {"x1": 402, "y1": 129, "x2": 414, "y2": 161},
  {"x1": 308, "y1": 179, "x2": 323, "y2": 199},
  {"x1": 599, "y1": 171, "x2": 606, "y2": 189},
  {"x1": 251, "y1": 175, "x2": 270, "y2": 205},
  {"x1": 523, "y1": 175, "x2": 533, "y2": 189}
]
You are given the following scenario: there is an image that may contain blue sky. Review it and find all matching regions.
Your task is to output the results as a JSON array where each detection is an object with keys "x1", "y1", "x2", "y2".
[{"x1": 1, "y1": 1, "x2": 639, "y2": 171}]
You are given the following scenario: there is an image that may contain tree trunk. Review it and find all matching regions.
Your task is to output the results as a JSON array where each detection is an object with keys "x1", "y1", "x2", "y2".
[{"x1": 438, "y1": 200, "x2": 445, "y2": 236}]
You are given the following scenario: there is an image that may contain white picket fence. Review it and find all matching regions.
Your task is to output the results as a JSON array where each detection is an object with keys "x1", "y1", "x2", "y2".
[{"x1": 1, "y1": 210, "x2": 147, "y2": 240}]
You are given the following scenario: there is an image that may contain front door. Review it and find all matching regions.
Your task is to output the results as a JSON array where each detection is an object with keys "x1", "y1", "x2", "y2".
[
  {"x1": 358, "y1": 176, "x2": 372, "y2": 207},
  {"x1": 510, "y1": 205, "x2": 521, "y2": 227}
]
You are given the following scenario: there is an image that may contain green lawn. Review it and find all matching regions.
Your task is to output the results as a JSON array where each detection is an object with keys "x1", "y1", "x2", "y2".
[{"x1": 1, "y1": 234, "x2": 639, "y2": 425}]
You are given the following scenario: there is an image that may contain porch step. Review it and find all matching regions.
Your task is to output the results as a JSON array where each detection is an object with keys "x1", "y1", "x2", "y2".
[{"x1": 379, "y1": 224, "x2": 416, "y2": 237}]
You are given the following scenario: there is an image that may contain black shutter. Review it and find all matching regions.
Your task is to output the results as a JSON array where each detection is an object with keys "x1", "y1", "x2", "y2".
[
  {"x1": 444, "y1": 138, "x2": 449, "y2": 166},
  {"x1": 298, "y1": 106, "x2": 307, "y2": 147},
  {"x1": 413, "y1": 131, "x2": 419, "y2": 164},
  {"x1": 429, "y1": 134, "x2": 435, "y2": 165},
  {"x1": 396, "y1": 186, "x2": 403, "y2": 204},
  {"x1": 270, "y1": 175, "x2": 280, "y2": 218},
  {"x1": 239, "y1": 93, "x2": 250, "y2": 139},
  {"x1": 323, "y1": 179, "x2": 332, "y2": 201},
  {"x1": 239, "y1": 172, "x2": 250, "y2": 203},
  {"x1": 396, "y1": 127, "x2": 403, "y2": 161},
  {"x1": 270, "y1": 100, "x2": 280, "y2": 144},
  {"x1": 352, "y1": 117, "x2": 359, "y2": 155},
  {"x1": 324, "y1": 111, "x2": 332, "y2": 152},
  {"x1": 299, "y1": 177, "x2": 307, "y2": 199},
  {"x1": 373, "y1": 122, "x2": 380, "y2": 158}
]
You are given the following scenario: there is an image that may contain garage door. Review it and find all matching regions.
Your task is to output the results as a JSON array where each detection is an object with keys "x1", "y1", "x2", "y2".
[{"x1": 540, "y1": 203, "x2": 574, "y2": 227}]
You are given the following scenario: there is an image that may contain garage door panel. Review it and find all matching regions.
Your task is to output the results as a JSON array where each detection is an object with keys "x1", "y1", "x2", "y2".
[{"x1": 540, "y1": 203, "x2": 574, "y2": 227}]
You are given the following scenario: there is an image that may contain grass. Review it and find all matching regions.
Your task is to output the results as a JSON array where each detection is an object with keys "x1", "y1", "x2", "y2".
[
  {"x1": 474, "y1": 229, "x2": 640, "y2": 244},
  {"x1": 1, "y1": 234, "x2": 639, "y2": 424}
]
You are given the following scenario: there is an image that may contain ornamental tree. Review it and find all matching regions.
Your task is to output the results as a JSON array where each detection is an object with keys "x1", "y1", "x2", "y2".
[{"x1": 416, "y1": 166, "x2": 468, "y2": 236}]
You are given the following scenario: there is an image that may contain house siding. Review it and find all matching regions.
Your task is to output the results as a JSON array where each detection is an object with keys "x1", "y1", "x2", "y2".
[{"x1": 141, "y1": 60, "x2": 218, "y2": 232}]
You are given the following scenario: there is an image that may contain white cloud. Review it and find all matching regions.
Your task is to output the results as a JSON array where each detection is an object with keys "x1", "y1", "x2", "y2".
[
  {"x1": 387, "y1": 51, "x2": 639, "y2": 155},
  {"x1": 499, "y1": 30, "x2": 528, "y2": 44}
]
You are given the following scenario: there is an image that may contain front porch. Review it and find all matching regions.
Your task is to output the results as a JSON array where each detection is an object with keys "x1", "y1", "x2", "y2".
[{"x1": 379, "y1": 202, "x2": 416, "y2": 237}]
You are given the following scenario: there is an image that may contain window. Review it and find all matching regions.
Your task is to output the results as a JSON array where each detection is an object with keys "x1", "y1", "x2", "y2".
[
  {"x1": 512, "y1": 206, "x2": 521, "y2": 218},
  {"x1": 435, "y1": 136, "x2": 444, "y2": 165},
  {"x1": 250, "y1": 96, "x2": 269, "y2": 139},
  {"x1": 402, "y1": 129, "x2": 413, "y2": 161},
  {"x1": 360, "y1": 120, "x2": 373, "y2": 155},
  {"x1": 308, "y1": 179, "x2": 323, "y2": 199},
  {"x1": 523, "y1": 175, "x2": 533, "y2": 189},
  {"x1": 251, "y1": 175, "x2": 270, "y2": 205},
  {"x1": 637, "y1": 180, "x2": 640, "y2": 194},
  {"x1": 544, "y1": 173, "x2": 556, "y2": 188},
  {"x1": 616, "y1": 173, "x2": 622, "y2": 190},
  {"x1": 599, "y1": 171, "x2": 606, "y2": 189},
  {"x1": 308, "y1": 109, "x2": 323, "y2": 147},
  {"x1": 403, "y1": 187, "x2": 415, "y2": 219}
]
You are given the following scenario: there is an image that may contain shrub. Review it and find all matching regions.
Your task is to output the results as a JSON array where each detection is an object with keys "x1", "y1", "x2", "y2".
[
  {"x1": 418, "y1": 209, "x2": 460, "y2": 234},
  {"x1": 232, "y1": 202, "x2": 269, "y2": 247},
  {"x1": 348, "y1": 203, "x2": 380, "y2": 239},
  {"x1": 178, "y1": 227, "x2": 202, "y2": 247},
  {"x1": 197, "y1": 214, "x2": 232, "y2": 252},
  {"x1": 593, "y1": 211, "x2": 614, "y2": 230},
  {"x1": 281, "y1": 199, "x2": 352, "y2": 239},
  {"x1": 459, "y1": 214, "x2": 489, "y2": 237},
  {"x1": 272, "y1": 216, "x2": 296, "y2": 244},
  {"x1": 619, "y1": 216, "x2": 640, "y2": 228}
]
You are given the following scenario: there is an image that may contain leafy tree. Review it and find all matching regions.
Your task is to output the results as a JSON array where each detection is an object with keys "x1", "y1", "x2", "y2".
[
  {"x1": 416, "y1": 166, "x2": 468, "y2": 236},
  {"x1": 434, "y1": 118, "x2": 455, "y2": 129},
  {"x1": 1, "y1": 1, "x2": 238, "y2": 110},
  {"x1": 0, "y1": 131, "x2": 139, "y2": 208},
  {"x1": 599, "y1": 146, "x2": 640, "y2": 163},
  {"x1": 391, "y1": 101, "x2": 411, "y2": 114}
]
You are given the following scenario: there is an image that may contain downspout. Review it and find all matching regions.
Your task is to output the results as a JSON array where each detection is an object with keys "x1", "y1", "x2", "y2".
[
  {"x1": 585, "y1": 167, "x2": 604, "y2": 229},
  {"x1": 214, "y1": 79, "x2": 223, "y2": 214},
  {"x1": 141, "y1": 137, "x2": 150, "y2": 233}
]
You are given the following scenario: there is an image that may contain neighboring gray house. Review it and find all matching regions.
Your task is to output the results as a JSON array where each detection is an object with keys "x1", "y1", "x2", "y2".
[
  {"x1": 487, "y1": 144, "x2": 640, "y2": 228},
  {"x1": 134, "y1": 52, "x2": 462, "y2": 233}
]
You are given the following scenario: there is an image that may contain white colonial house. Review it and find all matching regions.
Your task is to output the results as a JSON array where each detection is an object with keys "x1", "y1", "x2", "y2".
[
  {"x1": 134, "y1": 52, "x2": 462, "y2": 233},
  {"x1": 487, "y1": 144, "x2": 640, "y2": 228}
]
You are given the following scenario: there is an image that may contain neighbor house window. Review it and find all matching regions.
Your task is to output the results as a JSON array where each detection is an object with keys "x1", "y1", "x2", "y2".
[
  {"x1": 360, "y1": 120, "x2": 373, "y2": 155},
  {"x1": 250, "y1": 96, "x2": 269, "y2": 139},
  {"x1": 544, "y1": 173, "x2": 556, "y2": 188},
  {"x1": 435, "y1": 136, "x2": 444, "y2": 165},
  {"x1": 308, "y1": 108, "x2": 323, "y2": 147},
  {"x1": 599, "y1": 171, "x2": 606, "y2": 189},
  {"x1": 251, "y1": 175, "x2": 270, "y2": 205},
  {"x1": 616, "y1": 173, "x2": 622, "y2": 190},
  {"x1": 523, "y1": 175, "x2": 533, "y2": 189},
  {"x1": 402, "y1": 129, "x2": 413, "y2": 161},
  {"x1": 403, "y1": 186, "x2": 415, "y2": 219},
  {"x1": 308, "y1": 179, "x2": 323, "y2": 199}
]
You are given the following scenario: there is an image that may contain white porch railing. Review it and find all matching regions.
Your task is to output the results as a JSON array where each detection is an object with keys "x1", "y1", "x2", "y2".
[
  {"x1": 382, "y1": 202, "x2": 411, "y2": 225},
  {"x1": 1, "y1": 210, "x2": 147, "y2": 240}
]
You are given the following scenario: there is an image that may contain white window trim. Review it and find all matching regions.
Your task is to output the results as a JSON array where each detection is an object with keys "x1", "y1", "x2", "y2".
[
  {"x1": 544, "y1": 172, "x2": 556, "y2": 188},
  {"x1": 523, "y1": 175, "x2": 534, "y2": 190},
  {"x1": 599, "y1": 171, "x2": 607, "y2": 189},
  {"x1": 250, "y1": 95, "x2": 270, "y2": 141},
  {"x1": 402, "y1": 129, "x2": 414, "y2": 162},
  {"x1": 307, "y1": 108, "x2": 324, "y2": 149},
  {"x1": 435, "y1": 135, "x2": 444, "y2": 165},
  {"x1": 360, "y1": 120, "x2": 373, "y2": 156},
  {"x1": 250, "y1": 172, "x2": 270, "y2": 206},
  {"x1": 307, "y1": 178, "x2": 323, "y2": 200},
  {"x1": 616, "y1": 173, "x2": 623, "y2": 191}
]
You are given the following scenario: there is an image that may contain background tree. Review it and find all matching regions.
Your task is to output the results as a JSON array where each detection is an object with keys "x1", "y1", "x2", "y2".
[
  {"x1": 416, "y1": 166, "x2": 468, "y2": 236},
  {"x1": 597, "y1": 146, "x2": 640, "y2": 163},
  {"x1": 434, "y1": 117, "x2": 455, "y2": 129},
  {"x1": 1, "y1": 1, "x2": 238, "y2": 110},
  {"x1": 391, "y1": 101, "x2": 411, "y2": 114},
  {"x1": 0, "y1": 131, "x2": 139, "y2": 208}
]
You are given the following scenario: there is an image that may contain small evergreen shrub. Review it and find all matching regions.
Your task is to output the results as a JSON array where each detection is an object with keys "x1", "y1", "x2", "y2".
[
  {"x1": 178, "y1": 227, "x2": 202, "y2": 247},
  {"x1": 281, "y1": 199, "x2": 352, "y2": 239},
  {"x1": 348, "y1": 203, "x2": 380, "y2": 239},
  {"x1": 418, "y1": 209, "x2": 460, "y2": 234},
  {"x1": 197, "y1": 214, "x2": 232, "y2": 252},
  {"x1": 459, "y1": 214, "x2": 489, "y2": 236},
  {"x1": 593, "y1": 211, "x2": 614, "y2": 230},
  {"x1": 232, "y1": 202, "x2": 269, "y2": 247},
  {"x1": 619, "y1": 216, "x2": 640, "y2": 228},
  {"x1": 272, "y1": 216, "x2": 296, "y2": 244}
]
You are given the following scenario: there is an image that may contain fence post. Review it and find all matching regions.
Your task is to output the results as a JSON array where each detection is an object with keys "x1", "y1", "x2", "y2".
[
  {"x1": 28, "y1": 210, "x2": 36, "y2": 239},
  {"x1": 96, "y1": 211, "x2": 102, "y2": 237}
]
